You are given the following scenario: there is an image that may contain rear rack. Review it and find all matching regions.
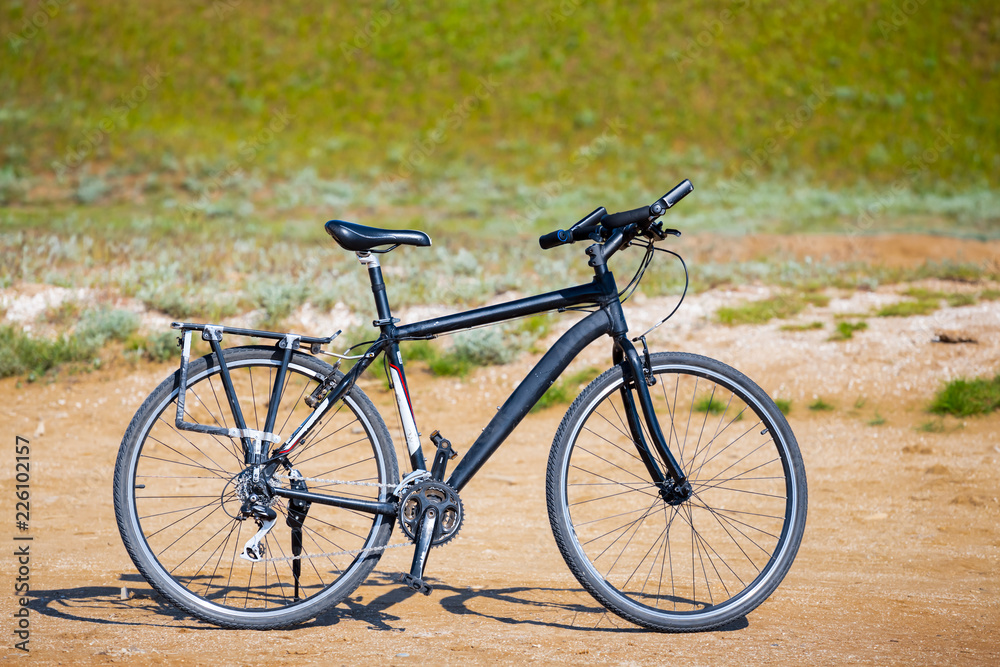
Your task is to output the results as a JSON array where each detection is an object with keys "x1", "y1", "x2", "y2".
[
  {"x1": 170, "y1": 321, "x2": 341, "y2": 352},
  {"x1": 169, "y1": 322, "x2": 342, "y2": 461}
]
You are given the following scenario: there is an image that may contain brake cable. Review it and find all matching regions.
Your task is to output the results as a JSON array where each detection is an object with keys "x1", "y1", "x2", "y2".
[{"x1": 631, "y1": 245, "x2": 689, "y2": 342}]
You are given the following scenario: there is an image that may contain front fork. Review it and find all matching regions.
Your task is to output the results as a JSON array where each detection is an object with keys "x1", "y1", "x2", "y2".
[{"x1": 612, "y1": 337, "x2": 691, "y2": 504}]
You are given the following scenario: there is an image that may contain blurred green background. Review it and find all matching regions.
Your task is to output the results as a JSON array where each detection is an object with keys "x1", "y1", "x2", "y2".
[
  {"x1": 2, "y1": 1, "x2": 998, "y2": 211},
  {"x1": 1, "y1": 0, "x2": 999, "y2": 360}
]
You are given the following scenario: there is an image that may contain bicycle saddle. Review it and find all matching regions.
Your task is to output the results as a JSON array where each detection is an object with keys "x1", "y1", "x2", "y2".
[{"x1": 324, "y1": 220, "x2": 432, "y2": 252}]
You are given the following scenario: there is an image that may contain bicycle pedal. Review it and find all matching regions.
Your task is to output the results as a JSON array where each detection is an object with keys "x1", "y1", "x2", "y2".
[
  {"x1": 429, "y1": 430, "x2": 458, "y2": 481},
  {"x1": 398, "y1": 573, "x2": 432, "y2": 595}
]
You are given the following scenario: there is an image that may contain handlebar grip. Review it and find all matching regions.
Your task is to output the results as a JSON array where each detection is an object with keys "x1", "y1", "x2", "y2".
[
  {"x1": 657, "y1": 179, "x2": 694, "y2": 210},
  {"x1": 539, "y1": 228, "x2": 571, "y2": 249},
  {"x1": 601, "y1": 206, "x2": 650, "y2": 229}
]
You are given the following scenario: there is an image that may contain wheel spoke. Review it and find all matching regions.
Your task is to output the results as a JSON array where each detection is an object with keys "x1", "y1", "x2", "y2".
[
  {"x1": 554, "y1": 354, "x2": 805, "y2": 630},
  {"x1": 117, "y1": 351, "x2": 397, "y2": 625}
]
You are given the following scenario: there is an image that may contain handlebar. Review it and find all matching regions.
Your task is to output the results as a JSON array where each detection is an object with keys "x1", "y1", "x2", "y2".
[
  {"x1": 601, "y1": 206, "x2": 651, "y2": 229},
  {"x1": 539, "y1": 206, "x2": 607, "y2": 249},
  {"x1": 539, "y1": 179, "x2": 693, "y2": 249}
]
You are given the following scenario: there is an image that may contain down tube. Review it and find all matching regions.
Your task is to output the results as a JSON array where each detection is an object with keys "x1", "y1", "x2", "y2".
[{"x1": 447, "y1": 309, "x2": 612, "y2": 492}]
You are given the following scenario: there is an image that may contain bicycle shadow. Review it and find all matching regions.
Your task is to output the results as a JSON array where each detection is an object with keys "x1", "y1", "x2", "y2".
[
  {"x1": 315, "y1": 572, "x2": 748, "y2": 633},
  {"x1": 28, "y1": 572, "x2": 748, "y2": 634},
  {"x1": 26, "y1": 573, "x2": 408, "y2": 632},
  {"x1": 26, "y1": 576, "x2": 199, "y2": 629}
]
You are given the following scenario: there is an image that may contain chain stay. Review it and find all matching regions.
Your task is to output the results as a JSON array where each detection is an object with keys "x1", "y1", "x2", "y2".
[
  {"x1": 259, "y1": 472, "x2": 427, "y2": 564},
  {"x1": 253, "y1": 541, "x2": 410, "y2": 564}
]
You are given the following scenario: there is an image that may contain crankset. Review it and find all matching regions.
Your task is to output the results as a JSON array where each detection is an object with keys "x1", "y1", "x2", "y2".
[{"x1": 397, "y1": 479, "x2": 464, "y2": 547}]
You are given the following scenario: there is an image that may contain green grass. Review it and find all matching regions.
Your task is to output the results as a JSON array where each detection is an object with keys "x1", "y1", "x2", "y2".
[
  {"x1": 427, "y1": 354, "x2": 474, "y2": 378},
  {"x1": 717, "y1": 292, "x2": 827, "y2": 326},
  {"x1": 828, "y1": 320, "x2": 867, "y2": 341},
  {"x1": 2, "y1": 1, "x2": 996, "y2": 188},
  {"x1": 808, "y1": 398, "x2": 835, "y2": 412},
  {"x1": 945, "y1": 293, "x2": 977, "y2": 308},
  {"x1": 692, "y1": 394, "x2": 745, "y2": 420},
  {"x1": 917, "y1": 419, "x2": 946, "y2": 433},
  {"x1": 980, "y1": 289, "x2": 1000, "y2": 301},
  {"x1": 125, "y1": 331, "x2": 181, "y2": 363},
  {"x1": 780, "y1": 321, "x2": 823, "y2": 332},
  {"x1": 695, "y1": 395, "x2": 727, "y2": 415},
  {"x1": 878, "y1": 288, "x2": 982, "y2": 318},
  {"x1": 43, "y1": 300, "x2": 82, "y2": 328},
  {"x1": 876, "y1": 299, "x2": 939, "y2": 318},
  {"x1": 403, "y1": 340, "x2": 437, "y2": 362},
  {"x1": 413, "y1": 328, "x2": 525, "y2": 378},
  {"x1": 0, "y1": 324, "x2": 97, "y2": 379},
  {"x1": 76, "y1": 307, "x2": 140, "y2": 347},
  {"x1": 774, "y1": 398, "x2": 792, "y2": 415},
  {"x1": 929, "y1": 374, "x2": 1000, "y2": 417},
  {"x1": 904, "y1": 287, "x2": 978, "y2": 308},
  {"x1": 867, "y1": 411, "x2": 887, "y2": 426}
]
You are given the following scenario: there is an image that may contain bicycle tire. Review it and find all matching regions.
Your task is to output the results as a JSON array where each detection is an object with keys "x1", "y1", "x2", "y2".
[
  {"x1": 114, "y1": 346, "x2": 399, "y2": 629},
  {"x1": 546, "y1": 351, "x2": 806, "y2": 631}
]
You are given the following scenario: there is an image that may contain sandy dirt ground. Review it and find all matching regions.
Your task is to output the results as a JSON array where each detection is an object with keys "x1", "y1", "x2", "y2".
[{"x1": 1, "y1": 234, "x2": 998, "y2": 665}]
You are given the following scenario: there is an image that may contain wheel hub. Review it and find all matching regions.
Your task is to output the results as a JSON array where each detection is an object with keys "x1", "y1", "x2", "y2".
[
  {"x1": 230, "y1": 468, "x2": 276, "y2": 520},
  {"x1": 659, "y1": 478, "x2": 693, "y2": 506}
]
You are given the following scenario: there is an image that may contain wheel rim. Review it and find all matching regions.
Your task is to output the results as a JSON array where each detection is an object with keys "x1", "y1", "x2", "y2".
[
  {"x1": 560, "y1": 361, "x2": 801, "y2": 622},
  {"x1": 124, "y1": 356, "x2": 391, "y2": 619}
]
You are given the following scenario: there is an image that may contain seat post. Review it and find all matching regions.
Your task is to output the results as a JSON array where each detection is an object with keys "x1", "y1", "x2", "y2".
[{"x1": 356, "y1": 252, "x2": 393, "y2": 324}]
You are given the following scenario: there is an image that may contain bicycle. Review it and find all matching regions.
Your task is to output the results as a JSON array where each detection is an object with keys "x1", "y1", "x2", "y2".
[{"x1": 114, "y1": 179, "x2": 807, "y2": 631}]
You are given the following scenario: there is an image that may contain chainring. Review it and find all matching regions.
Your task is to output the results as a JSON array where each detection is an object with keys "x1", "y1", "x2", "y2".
[{"x1": 398, "y1": 480, "x2": 464, "y2": 546}]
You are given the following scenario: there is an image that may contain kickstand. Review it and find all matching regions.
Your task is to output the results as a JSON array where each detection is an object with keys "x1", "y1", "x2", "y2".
[{"x1": 399, "y1": 508, "x2": 436, "y2": 595}]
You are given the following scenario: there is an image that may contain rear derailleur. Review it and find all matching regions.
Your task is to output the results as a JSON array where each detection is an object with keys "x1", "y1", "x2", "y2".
[{"x1": 233, "y1": 467, "x2": 279, "y2": 562}]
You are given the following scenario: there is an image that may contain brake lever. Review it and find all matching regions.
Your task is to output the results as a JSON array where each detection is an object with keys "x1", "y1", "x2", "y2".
[{"x1": 644, "y1": 222, "x2": 682, "y2": 241}]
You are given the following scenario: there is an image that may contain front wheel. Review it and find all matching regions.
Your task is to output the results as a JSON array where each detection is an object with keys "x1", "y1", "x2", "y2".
[
  {"x1": 546, "y1": 352, "x2": 806, "y2": 631},
  {"x1": 114, "y1": 346, "x2": 399, "y2": 629}
]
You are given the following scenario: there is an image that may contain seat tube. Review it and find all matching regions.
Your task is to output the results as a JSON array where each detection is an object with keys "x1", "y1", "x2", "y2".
[
  {"x1": 387, "y1": 342, "x2": 427, "y2": 472},
  {"x1": 356, "y1": 251, "x2": 428, "y2": 471},
  {"x1": 357, "y1": 252, "x2": 392, "y2": 322}
]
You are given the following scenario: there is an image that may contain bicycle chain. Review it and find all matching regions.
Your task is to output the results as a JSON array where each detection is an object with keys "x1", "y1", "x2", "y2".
[
  {"x1": 251, "y1": 541, "x2": 410, "y2": 564},
  {"x1": 272, "y1": 474, "x2": 397, "y2": 489},
  {"x1": 254, "y1": 474, "x2": 410, "y2": 564}
]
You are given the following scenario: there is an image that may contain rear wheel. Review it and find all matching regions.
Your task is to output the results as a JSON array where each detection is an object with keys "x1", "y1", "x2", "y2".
[
  {"x1": 546, "y1": 352, "x2": 806, "y2": 631},
  {"x1": 114, "y1": 346, "x2": 398, "y2": 629}
]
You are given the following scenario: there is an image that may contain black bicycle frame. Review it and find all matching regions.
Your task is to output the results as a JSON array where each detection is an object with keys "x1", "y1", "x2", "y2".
[{"x1": 175, "y1": 233, "x2": 688, "y2": 518}]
